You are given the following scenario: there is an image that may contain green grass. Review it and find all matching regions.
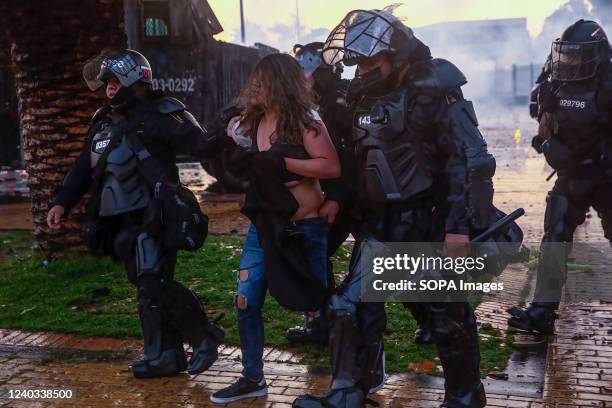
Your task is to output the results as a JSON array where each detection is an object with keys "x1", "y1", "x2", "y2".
[{"x1": 0, "y1": 230, "x2": 513, "y2": 375}]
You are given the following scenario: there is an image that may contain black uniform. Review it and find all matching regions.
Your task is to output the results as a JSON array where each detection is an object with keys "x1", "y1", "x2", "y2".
[
  {"x1": 54, "y1": 49, "x2": 224, "y2": 379},
  {"x1": 338, "y1": 57, "x2": 489, "y2": 403},
  {"x1": 285, "y1": 43, "x2": 355, "y2": 344},
  {"x1": 294, "y1": 10, "x2": 493, "y2": 408},
  {"x1": 508, "y1": 20, "x2": 612, "y2": 335},
  {"x1": 296, "y1": 61, "x2": 491, "y2": 407}
]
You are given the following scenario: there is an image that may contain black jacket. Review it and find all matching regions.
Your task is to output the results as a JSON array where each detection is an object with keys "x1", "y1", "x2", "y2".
[
  {"x1": 53, "y1": 93, "x2": 222, "y2": 216},
  {"x1": 349, "y1": 58, "x2": 496, "y2": 235},
  {"x1": 241, "y1": 144, "x2": 328, "y2": 311}
]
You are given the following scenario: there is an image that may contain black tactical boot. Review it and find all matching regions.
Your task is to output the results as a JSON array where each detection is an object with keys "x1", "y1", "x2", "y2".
[
  {"x1": 133, "y1": 288, "x2": 187, "y2": 379},
  {"x1": 188, "y1": 320, "x2": 225, "y2": 375},
  {"x1": 441, "y1": 382, "x2": 486, "y2": 408},
  {"x1": 431, "y1": 304, "x2": 485, "y2": 408},
  {"x1": 408, "y1": 303, "x2": 433, "y2": 345},
  {"x1": 285, "y1": 312, "x2": 329, "y2": 344},
  {"x1": 129, "y1": 348, "x2": 188, "y2": 379},
  {"x1": 507, "y1": 303, "x2": 557, "y2": 335},
  {"x1": 357, "y1": 339, "x2": 386, "y2": 394},
  {"x1": 292, "y1": 386, "x2": 365, "y2": 408}
]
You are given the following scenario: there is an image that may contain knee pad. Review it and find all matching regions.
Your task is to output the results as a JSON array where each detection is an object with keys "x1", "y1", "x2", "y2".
[
  {"x1": 342, "y1": 236, "x2": 390, "y2": 304},
  {"x1": 136, "y1": 232, "x2": 162, "y2": 277},
  {"x1": 543, "y1": 192, "x2": 569, "y2": 242}
]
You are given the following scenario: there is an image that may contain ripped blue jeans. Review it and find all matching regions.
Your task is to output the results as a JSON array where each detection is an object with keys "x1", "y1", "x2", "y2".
[{"x1": 236, "y1": 218, "x2": 328, "y2": 381}]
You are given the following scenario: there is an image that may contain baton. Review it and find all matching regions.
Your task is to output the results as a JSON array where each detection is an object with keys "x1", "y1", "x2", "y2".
[{"x1": 471, "y1": 208, "x2": 525, "y2": 243}]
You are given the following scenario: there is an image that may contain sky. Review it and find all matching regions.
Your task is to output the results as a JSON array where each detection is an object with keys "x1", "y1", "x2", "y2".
[{"x1": 207, "y1": 0, "x2": 569, "y2": 52}]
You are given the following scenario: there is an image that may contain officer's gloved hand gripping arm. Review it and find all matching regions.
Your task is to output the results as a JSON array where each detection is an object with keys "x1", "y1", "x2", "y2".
[
  {"x1": 156, "y1": 99, "x2": 225, "y2": 160},
  {"x1": 436, "y1": 94, "x2": 496, "y2": 246}
]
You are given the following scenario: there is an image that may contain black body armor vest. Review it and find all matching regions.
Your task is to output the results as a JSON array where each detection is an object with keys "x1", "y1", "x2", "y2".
[
  {"x1": 90, "y1": 118, "x2": 150, "y2": 216},
  {"x1": 352, "y1": 87, "x2": 433, "y2": 202},
  {"x1": 539, "y1": 79, "x2": 611, "y2": 166}
]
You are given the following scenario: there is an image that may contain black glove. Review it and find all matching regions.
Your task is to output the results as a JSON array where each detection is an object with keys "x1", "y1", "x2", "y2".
[{"x1": 531, "y1": 134, "x2": 544, "y2": 154}]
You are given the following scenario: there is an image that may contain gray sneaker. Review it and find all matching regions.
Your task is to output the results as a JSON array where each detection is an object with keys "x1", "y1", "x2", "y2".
[{"x1": 210, "y1": 377, "x2": 268, "y2": 404}]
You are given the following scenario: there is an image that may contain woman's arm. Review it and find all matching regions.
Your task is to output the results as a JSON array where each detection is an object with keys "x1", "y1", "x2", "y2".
[{"x1": 284, "y1": 122, "x2": 341, "y2": 179}]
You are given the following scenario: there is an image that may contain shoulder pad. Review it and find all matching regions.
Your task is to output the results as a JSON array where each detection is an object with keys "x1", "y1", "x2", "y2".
[
  {"x1": 91, "y1": 105, "x2": 110, "y2": 123},
  {"x1": 156, "y1": 97, "x2": 186, "y2": 114},
  {"x1": 408, "y1": 58, "x2": 467, "y2": 96}
]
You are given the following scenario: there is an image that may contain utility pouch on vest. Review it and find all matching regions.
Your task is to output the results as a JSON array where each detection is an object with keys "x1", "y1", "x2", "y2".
[{"x1": 542, "y1": 138, "x2": 574, "y2": 171}]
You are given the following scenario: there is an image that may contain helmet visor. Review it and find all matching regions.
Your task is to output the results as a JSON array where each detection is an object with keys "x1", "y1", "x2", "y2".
[
  {"x1": 551, "y1": 40, "x2": 603, "y2": 81},
  {"x1": 293, "y1": 44, "x2": 324, "y2": 77},
  {"x1": 323, "y1": 9, "x2": 397, "y2": 66},
  {"x1": 83, "y1": 54, "x2": 106, "y2": 91},
  {"x1": 98, "y1": 53, "x2": 140, "y2": 87}
]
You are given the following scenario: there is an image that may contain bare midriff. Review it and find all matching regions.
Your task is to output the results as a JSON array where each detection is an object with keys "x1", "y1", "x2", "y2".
[
  {"x1": 255, "y1": 121, "x2": 324, "y2": 222},
  {"x1": 286, "y1": 178, "x2": 324, "y2": 221}
]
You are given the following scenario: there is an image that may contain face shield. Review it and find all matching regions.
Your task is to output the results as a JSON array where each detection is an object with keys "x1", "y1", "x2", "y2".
[
  {"x1": 322, "y1": 9, "x2": 400, "y2": 67},
  {"x1": 82, "y1": 54, "x2": 107, "y2": 91},
  {"x1": 293, "y1": 44, "x2": 324, "y2": 77},
  {"x1": 98, "y1": 53, "x2": 141, "y2": 87},
  {"x1": 551, "y1": 40, "x2": 605, "y2": 82}
]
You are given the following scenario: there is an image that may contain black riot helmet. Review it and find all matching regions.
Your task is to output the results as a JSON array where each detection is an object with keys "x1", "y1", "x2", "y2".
[
  {"x1": 551, "y1": 19, "x2": 611, "y2": 82},
  {"x1": 83, "y1": 49, "x2": 153, "y2": 91},
  {"x1": 293, "y1": 42, "x2": 344, "y2": 94},
  {"x1": 322, "y1": 6, "x2": 425, "y2": 67},
  {"x1": 293, "y1": 42, "x2": 331, "y2": 77}
]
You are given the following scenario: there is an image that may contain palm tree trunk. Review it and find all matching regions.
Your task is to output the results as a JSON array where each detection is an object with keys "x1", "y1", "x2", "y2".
[{"x1": 0, "y1": 0, "x2": 126, "y2": 253}]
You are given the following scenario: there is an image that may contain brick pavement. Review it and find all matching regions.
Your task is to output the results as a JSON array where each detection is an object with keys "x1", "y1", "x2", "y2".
[
  {"x1": 538, "y1": 247, "x2": 612, "y2": 408},
  {"x1": 0, "y1": 349, "x2": 543, "y2": 408},
  {"x1": 0, "y1": 262, "x2": 545, "y2": 407}
]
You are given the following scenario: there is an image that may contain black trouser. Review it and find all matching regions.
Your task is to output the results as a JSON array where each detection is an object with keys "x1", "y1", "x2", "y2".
[
  {"x1": 326, "y1": 206, "x2": 355, "y2": 289},
  {"x1": 534, "y1": 174, "x2": 612, "y2": 307},
  {"x1": 110, "y1": 211, "x2": 212, "y2": 359},
  {"x1": 330, "y1": 203, "x2": 482, "y2": 398}
]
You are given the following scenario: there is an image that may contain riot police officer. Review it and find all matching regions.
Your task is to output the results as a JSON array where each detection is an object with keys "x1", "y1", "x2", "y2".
[
  {"x1": 47, "y1": 49, "x2": 225, "y2": 379},
  {"x1": 293, "y1": 8, "x2": 494, "y2": 408},
  {"x1": 284, "y1": 42, "x2": 352, "y2": 344},
  {"x1": 507, "y1": 20, "x2": 612, "y2": 335},
  {"x1": 287, "y1": 42, "x2": 434, "y2": 347}
]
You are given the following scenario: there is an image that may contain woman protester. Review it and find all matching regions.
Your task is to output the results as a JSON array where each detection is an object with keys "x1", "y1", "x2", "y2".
[{"x1": 210, "y1": 53, "x2": 340, "y2": 404}]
